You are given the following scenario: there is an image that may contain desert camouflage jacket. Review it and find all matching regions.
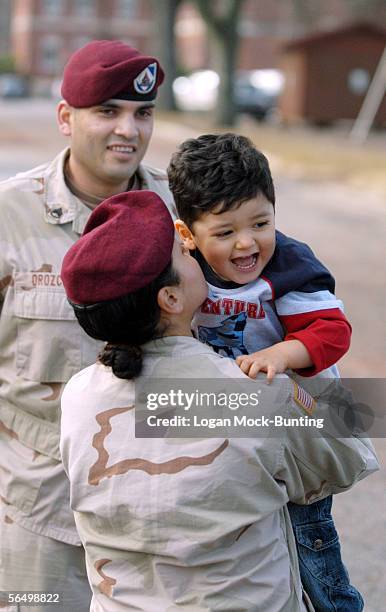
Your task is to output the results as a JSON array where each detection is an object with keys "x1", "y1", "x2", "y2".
[
  {"x1": 0, "y1": 148, "x2": 174, "y2": 542},
  {"x1": 61, "y1": 336, "x2": 378, "y2": 611}
]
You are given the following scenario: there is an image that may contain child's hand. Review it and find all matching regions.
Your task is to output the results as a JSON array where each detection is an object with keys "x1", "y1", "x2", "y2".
[{"x1": 236, "y1": 345, "x2": 290, "y2": 383}]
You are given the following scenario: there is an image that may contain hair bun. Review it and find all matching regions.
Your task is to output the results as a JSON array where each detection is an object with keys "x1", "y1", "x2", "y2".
[{"x1": 100, "y1": 344, "x2": 143, "y2": 379}]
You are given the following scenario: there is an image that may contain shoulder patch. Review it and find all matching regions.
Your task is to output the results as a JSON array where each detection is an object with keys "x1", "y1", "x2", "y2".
[{"x1": 292, "y1": 381, "x2": 316, "y2": 415}]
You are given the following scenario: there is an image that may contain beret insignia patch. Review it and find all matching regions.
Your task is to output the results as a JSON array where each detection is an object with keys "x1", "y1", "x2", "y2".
[{"x1": 134, "y1": 62, "x2": 157, "y2": 94}]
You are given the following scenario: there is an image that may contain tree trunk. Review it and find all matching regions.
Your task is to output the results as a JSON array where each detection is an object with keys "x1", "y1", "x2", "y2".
[
  {"x1": 216, "y1": 33, "x2": 238, "y2": 125},
  {"x1": 152, "y1": 0, "x2": 182, "y2": 111},
  {"x1": 194, "y1": 0, "x2": 246, "y2": 126}
]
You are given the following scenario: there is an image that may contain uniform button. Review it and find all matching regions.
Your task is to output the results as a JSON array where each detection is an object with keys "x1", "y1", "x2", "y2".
[{"x1": 314, "y1": 538, "x2": 323, "y2": 550}]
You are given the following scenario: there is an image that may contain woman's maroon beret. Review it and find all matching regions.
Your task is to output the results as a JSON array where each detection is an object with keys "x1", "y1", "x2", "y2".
[
  {"x1": 61, "y1": 190, "x2": 174, "y2": 304},
  {"x1": 61, "y1": 40, "x2": 164, "y2": 107}
]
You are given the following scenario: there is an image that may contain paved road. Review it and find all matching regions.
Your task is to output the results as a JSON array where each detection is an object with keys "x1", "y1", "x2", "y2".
[{"x1": 1, "y1": 99, "x2": 385, "y2": 610}]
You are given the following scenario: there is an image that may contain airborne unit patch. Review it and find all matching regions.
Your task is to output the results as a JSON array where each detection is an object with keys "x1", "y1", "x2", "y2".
[
  {"x1": 292, "y1": 381, "x2": 316, "y2": 415},
  {"x1": 134, "y1": 63, "x2": 157, "y2": 94}
]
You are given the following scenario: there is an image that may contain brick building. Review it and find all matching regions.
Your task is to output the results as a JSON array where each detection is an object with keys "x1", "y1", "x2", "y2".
[
  {"x1": 175, "y1": 0, "x2": 386, "y2": 72},
  {"x1": 279, "y1": 22, "x2": 386, "y2": 124},
  {"x1": 8, "y1": 0, "x2": 386, "y2": 92},
  {"x1": 11, "y1": 0, "x2": 153, "y2": 82}
]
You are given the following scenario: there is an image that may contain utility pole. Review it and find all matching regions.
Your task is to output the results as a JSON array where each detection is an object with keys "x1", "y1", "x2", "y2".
[{"x1": 350, "y1": 47, "x2": 386, "y2": 143}]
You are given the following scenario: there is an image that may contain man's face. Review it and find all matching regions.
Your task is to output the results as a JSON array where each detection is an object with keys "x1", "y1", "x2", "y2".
[
  {"x1": 189, "y1": 195, "x2": 276, "y2": 284},
  {"x1": 58, "y1": 98, "x2": 154, "y2": 195}
]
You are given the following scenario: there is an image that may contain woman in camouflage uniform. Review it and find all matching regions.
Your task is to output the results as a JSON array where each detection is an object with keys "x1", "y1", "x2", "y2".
[{"x1": 59, "y1": 190, "x2": 378, "y2": 612}]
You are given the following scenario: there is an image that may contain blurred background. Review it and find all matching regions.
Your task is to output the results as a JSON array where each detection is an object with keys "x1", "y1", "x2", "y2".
[
  {"x1": 0, "y1": 1, "x2": 385, "y2": 609},
  {"x1": 2, "y1": 0, "x2": 386, "y2": 130}
]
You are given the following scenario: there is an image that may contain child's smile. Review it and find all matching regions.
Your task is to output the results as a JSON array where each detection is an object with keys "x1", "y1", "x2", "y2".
[{"x1": 231, "y1": 252, "x2": 259, "y2": 271}]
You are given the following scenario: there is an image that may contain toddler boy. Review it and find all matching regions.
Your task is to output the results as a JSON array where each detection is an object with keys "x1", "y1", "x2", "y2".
[
  {"x1": 168, "y1": 133, "x2": 351, "y2": 381},
  {"x1": 167, "y1": 132, "x2": 363, "y2": 611}
]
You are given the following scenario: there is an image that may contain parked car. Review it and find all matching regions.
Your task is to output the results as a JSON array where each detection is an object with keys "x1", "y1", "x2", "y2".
[
  {"x1": 0, "y1": 74, "x2": 29, "y2": 98},
  {"x1": 173, "y1": 69, "x2": 283, "y2": 119},
  {"x1": 234, "y1": 70, "x2": 284, "y2": 119}
]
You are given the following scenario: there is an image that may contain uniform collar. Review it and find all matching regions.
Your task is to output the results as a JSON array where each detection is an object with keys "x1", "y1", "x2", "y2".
[
  {"x1": 136, "y1": 164, "x2": 150, "y2": 189},
  {"x1": 42, "y1": 148, "x2": 86, "y2": 230},
  {"x1": 42, "y1": 148, "x2": 145, "y2": 235},
  {"x1": 142, "y1": 335, "x2": 215, "y2": 358}
]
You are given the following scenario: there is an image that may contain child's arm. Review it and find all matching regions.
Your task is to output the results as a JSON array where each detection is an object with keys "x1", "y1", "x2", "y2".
[
  {"x1": 279, "y1": 307, "x2": 352, "y2": 374},
  {"x1": 244, "y1": 230, "x2": 352, "y2": 381},
  {"x1": 236, "y1": 309, "x2": 352, "y2": 381}
]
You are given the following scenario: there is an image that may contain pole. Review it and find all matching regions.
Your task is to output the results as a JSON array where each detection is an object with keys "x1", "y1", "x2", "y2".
[{"x1": 350, "y1": 46, "x2": 386, "y2": 144}]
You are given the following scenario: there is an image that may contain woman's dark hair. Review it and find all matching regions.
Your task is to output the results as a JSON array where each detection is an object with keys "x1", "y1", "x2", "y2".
[{"x1": 71, "y1": 261, "x2": 179, "y2": 380}]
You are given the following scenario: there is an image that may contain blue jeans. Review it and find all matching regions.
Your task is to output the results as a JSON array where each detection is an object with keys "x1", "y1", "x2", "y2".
[{"x1": 288, "y1": 496, "x2": 364, "y2": 611}]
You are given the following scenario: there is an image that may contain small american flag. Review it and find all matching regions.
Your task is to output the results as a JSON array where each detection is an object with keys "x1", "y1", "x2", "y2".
[{"x1": 293, "y1": 382, "x2": 316, "y2": 415}]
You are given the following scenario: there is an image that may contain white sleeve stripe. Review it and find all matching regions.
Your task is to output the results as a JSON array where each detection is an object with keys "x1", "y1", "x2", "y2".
[{"x1": 275, "y1": 290, "x2": 344, "y2": 316}]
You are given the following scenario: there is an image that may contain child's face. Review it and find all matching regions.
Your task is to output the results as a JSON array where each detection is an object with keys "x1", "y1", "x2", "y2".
[{"x1": 184, "y1": 195, "x2": 276, "y2": 284}]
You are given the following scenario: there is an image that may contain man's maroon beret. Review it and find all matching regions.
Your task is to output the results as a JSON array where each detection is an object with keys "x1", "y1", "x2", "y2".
[
  {"x1": 61, "y1": 190, "x2": 174, "y2": 304},
  {"x1": 61, "y1": 40, "x2": 164, "y2": 107}
]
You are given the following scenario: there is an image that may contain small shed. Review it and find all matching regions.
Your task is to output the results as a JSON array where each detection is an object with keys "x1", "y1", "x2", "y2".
[{"x1": 279, "y1": 22, "x2": 386, "y2": 125}]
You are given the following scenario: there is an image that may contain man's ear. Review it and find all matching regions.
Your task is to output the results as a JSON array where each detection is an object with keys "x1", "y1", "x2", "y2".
[
  {"x1": 157, "y1": 286, "x2": 183, "y2": 315},
  {"x1": 57, "y1": 101, "x2": 73, "y2": 137},
  {"x1": 175, "y1": 220, "x2": 196, "y2": 250}
]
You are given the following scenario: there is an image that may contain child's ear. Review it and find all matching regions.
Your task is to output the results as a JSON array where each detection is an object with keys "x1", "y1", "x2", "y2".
[{"x1": 174, "y1": 220, "x2": 196, "y2": 250}]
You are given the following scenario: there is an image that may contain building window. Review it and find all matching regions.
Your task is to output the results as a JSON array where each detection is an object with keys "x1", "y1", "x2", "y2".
[
  {"x1": 115, "y1": 0, "x2": 138, "y2": 19},
  {"x1": 39, "y1": 35, "x2": 61, "y2": 74},
  {"x1": 41, "y1": 0, "x2": 64, "y2": 16},
  {"x1": 73, "y1": 0, "x2": 95, "y2": 17}
]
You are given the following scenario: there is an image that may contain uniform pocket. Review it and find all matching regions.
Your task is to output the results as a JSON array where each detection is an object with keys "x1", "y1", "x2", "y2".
[
  {"x1": 14, "y1": 281, "x2": 94, "y2": 382},
  {"x1": 0, "y1": 431, "x2": 44, "y2": 515}
]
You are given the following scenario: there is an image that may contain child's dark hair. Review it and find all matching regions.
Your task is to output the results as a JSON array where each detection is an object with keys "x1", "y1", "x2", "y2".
[
  {"x1": 71, "y1": 262, "x2": 179, "y2": 380},
  {"x1": 167, "y1": 132, "x2": 275, "y2": 228}
]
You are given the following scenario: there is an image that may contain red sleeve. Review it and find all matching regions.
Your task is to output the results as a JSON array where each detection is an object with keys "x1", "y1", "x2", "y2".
[{"x1": 279, "y1": 308, "x2": 352, "y2": 377}]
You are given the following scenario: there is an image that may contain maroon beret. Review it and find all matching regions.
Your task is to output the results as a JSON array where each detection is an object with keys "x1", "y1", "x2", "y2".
[
  {"x1": 61, "y1": 40, "x2": 164, "y2": 107},
  {"x1": 61, "y1": 190, "x2": 174, "y2": 304}
]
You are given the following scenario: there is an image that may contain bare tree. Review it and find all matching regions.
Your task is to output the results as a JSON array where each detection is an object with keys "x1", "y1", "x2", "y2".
[
  {"x1": 152, "y1": 0, "x2": 184, "y2": 111},
  {"x1": 194, "y1": 0, "x2": 247, "y2": 125}
]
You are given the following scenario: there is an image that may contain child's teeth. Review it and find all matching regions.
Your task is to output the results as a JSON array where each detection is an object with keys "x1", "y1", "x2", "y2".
[{"x1": 232, "y1": 255, "x2": 257, "y2": 268}]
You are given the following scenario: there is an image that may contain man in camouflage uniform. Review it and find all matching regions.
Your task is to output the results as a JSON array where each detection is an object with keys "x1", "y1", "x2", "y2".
[{"x1": 0, "y1": 40, "x2": 174, "y2": 611}]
